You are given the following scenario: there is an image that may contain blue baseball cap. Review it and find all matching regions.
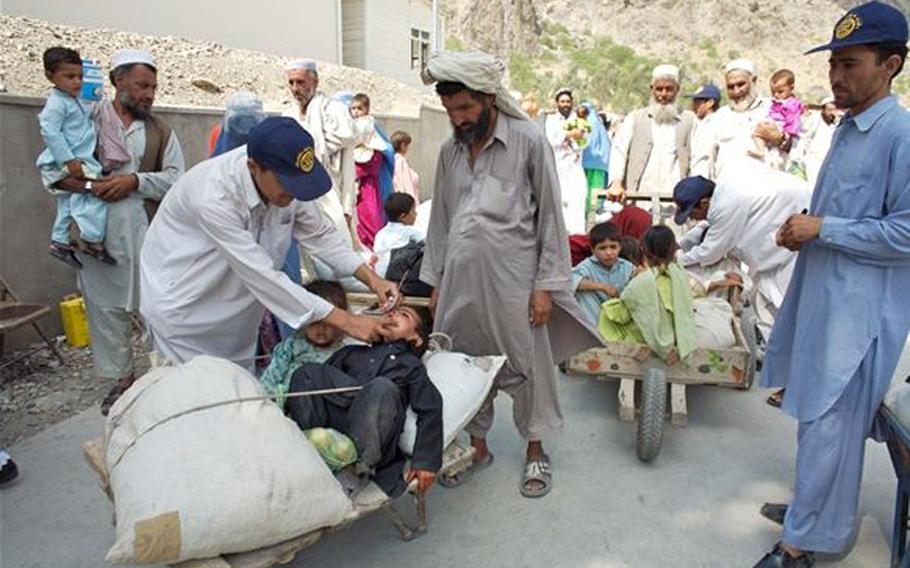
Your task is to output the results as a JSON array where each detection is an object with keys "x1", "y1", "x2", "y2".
[
  {"x1": 673, "y1": 176, "x2": 715, "y2": 225},
  {"x1": 685, "y1": 83, "x2": 721, "y2": 102},
  {"x1": 806, "y1": 1, "x2": 909, "y2": 54},
  {"x1": 246, "y1": 116, "x2": 332, "y2": 201}
]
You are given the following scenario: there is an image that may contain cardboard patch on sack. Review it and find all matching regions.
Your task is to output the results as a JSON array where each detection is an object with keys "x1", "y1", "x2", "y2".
[{"x1": 134, "y1": 511, "x2": 181, "y2": 563}]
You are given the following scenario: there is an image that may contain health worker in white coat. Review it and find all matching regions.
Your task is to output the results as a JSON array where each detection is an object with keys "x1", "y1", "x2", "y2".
[
  {"x1": 140, "y1": 117, "x2": 398, "y2": 366},
  {"x1": 672, "y1": 162, "x2": 811, "y2": 341}
]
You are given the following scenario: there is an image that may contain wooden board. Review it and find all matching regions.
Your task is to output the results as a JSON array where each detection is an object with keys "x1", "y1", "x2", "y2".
[{"x1": 566, "y1": 318, "x2": 753, "y2": 388}]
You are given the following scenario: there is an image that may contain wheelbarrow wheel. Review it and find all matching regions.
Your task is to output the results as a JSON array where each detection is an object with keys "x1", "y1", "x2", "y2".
[
  {"x1": 437, "y1": 471, "x2": 466, "y2": 488},
  {"x1": 637, "y1": 366, "x2": 666, "y2": 463},
  {"x1": 740, "y1": 306, "x2": 761, "y2": 390}
]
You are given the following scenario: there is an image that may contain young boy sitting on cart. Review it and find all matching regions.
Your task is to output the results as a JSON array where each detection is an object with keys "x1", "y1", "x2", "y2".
[
  {"x1": 286, "y1": 305, "x2": 443, "y2": 497},
  {"x1": 572, "y1": 222, "x2": 635, "y2": 325}
]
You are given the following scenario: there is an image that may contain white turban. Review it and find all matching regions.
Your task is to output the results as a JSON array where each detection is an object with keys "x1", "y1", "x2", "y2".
[
  {"x1": 651, "y1": 64, "x2": 679, "y2": 82},
  {"x1": 422, "y1": 51, "x2": 529, "y2": 121},
  {"x1": 724, "y1": 58, "x2": 756, "y2": 76},
  {"x1": 284, "y1": 58, "x2": 317, "y2": 73}
]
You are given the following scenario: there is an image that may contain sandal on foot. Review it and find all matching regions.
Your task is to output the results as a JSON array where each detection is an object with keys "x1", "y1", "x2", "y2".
[
  {"x1": 760, "y1": 502, "x2": 788, "y2": 526},
  {"x1": 100, "y1": 381, "x2": 133, "y2": 416},
  {"x1": 85, "y1": 244, "x2": 117, "y2": 266},
  {"x1": 520, "y1": 454, "x2": 552, "y2": 498},
  {"x1": 766, "y1": 389, "x2": 785, "y2": 408},
  {"x1": 49, "y1": 242, "x2": 83, "y2": 269},
  {"x1": 438, "y1": 452, "x2": 494, "y2": 488}
]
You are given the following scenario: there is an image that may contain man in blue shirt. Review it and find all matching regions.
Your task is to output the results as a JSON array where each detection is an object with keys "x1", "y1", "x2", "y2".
[{"x1": 755, "y1": 3, "x2": 910, "y2": 567}]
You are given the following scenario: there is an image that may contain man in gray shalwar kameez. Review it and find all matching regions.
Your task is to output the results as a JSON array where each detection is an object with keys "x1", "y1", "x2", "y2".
[{"x1": 420, "y1": 51, "x2": 602, "y2": 498}]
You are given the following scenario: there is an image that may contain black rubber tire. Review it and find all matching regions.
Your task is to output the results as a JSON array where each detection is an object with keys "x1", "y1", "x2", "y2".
[
  {"x1": 437, "y1": 471, "x2": 465, "y2": 488},
  {"x1": 637, "y1": 366, "x2": 666, "y2": 463},
  {"x1": 739, "y1": 306, "x2": 760, "y2": 390}
]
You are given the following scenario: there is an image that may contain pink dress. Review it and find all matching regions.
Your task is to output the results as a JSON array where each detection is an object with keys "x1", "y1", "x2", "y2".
[
  {"x1": 355, "y1": 151, "x2": 385, "y2": 249},
  {"x1": 393, "y1": 153, "x2": 421, "y2": 202},
  {"x1": 769, "y1": 96, "x2": 804, "y2": 137}
]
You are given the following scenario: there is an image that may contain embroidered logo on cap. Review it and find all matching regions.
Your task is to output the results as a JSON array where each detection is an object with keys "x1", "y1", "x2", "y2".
[
  {"x1": 835, "y1": 13, "x2": 862, "y2": 40},
  {"x1": 296, "y1": 147, "x2": 315, "y2": 173}
]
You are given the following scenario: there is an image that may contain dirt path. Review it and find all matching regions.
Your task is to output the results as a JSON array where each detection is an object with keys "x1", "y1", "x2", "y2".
[{"x1": 0, "y1": 335, "x2": 148, "y2": 446}]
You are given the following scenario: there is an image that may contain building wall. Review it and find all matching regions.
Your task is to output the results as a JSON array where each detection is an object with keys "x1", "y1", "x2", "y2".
[
  {"x1": 0, "y1": 0, "x2": 341, "y2": 63},
  {"x1": 0, "y1": 94, "x2": 448, "y2": 348},
  {"x1": 341, "y1": 0, "x2": 366, "y2": 69},
  {"x1": 365, "y1": 0, "x2": 435, "y2": 87}
]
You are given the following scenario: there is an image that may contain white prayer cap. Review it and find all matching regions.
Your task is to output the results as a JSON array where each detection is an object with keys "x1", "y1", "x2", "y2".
[
  {"x1": 821, "y1": 96, "x2": 835, "y2": 105},
  {"x1": 554, "y1": 86, "x2": 573, "y2": 99},
  {"x1": 111, "y1": 48, "x2": 156, "y2": 70},
  {"x1": 651, "y1": 64, "x2": 679, "y2": 81},
  {"x1": 284, "y1": 58, "x2": 317, "y2": 73},
  {"x1": 724, "y1": 58, "x2": 756, "y2": 75}
]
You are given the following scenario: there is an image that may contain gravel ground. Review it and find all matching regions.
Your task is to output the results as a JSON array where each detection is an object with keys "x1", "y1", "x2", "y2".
[{"x1": 0, "y1": 333, "x2": 148, "y2": 447}]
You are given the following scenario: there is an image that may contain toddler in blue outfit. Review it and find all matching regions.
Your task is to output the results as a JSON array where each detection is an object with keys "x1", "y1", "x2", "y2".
[{"x1": 36, "y1": 47, "x2": 114, "y2": 269}]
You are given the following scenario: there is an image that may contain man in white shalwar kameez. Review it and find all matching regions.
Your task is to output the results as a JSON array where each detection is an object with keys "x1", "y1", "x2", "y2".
[
  {"x1": 607, "y1": 65, "x2": 697, "y2": 201},
  {"x1": 673, "y1": 162, "x2": 810, "y2": 341},
  {"x1": 47, "y1": 49, "x2": 185, "y2": 415},
  {"x1": 420, "y1": 51, "x2": 601, "y2": 498},
  {"x1": 545, "y1": 88, "x2": 589, "y2": 234},
  {"x1": 140, "y1": 117, "x2": 397, "y2": 367},
  {"x1": 282, "y1": 59, "x2": 356, "y2": 244},
  {"x1": 691, "y1": 59, "x2": 788, "y2": 180}
]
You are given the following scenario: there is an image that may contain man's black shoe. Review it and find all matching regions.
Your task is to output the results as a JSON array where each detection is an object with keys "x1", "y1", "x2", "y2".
[{"x1": 754, "y1": 543, "x2": 814, "y2": 567}]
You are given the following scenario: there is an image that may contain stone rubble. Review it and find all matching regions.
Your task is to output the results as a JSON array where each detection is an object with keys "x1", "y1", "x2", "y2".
[{"x1": 0, "y1": 14, "x2": 440, "y2": 116}]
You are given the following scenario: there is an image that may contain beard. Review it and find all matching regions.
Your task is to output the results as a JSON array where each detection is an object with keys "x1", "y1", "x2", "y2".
[
  {"x1": 294, "y1": 87, "x2": 316, "y2": 109},
  {"x1": 729, "y1": 92, "x2": 757, "y2": 112},
  {"x1": 649, "y1": 101, "x2": 679, "y2": 124},
  {"x1": 119, "y1": 91, "x2": 152, "y2": 119},
  {"x1": 453, "y1": 103, "x2": 492, "y2": 145},
  {"x1": 558, "y1": 106, "x2": 572, "y2": 118}
]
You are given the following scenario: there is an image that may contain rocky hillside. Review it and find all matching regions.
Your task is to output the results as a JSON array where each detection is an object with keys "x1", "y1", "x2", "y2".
[
  {"x1": 442, "y1": 0, "x2": 910, "y2": 110},
  {"x1": 0, "y1": 15, "x2": 439, "y2": 115}
]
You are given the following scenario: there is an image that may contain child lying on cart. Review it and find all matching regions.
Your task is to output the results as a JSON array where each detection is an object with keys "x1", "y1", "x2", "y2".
[
  {"x1": 259, "y1": 280, "x2": 349, "y2": 409},
  {"x1": 286, "y1": 305, "x2": 443, "y2": 498},
  {"x1": 598, "y1": 226, "x2": 697, "y2": 365}
]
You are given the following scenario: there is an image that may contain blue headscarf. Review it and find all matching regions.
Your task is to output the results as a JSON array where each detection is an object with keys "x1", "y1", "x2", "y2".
[
  {"x1": 212, "y1": 91, "x2": 266, "y2": 157},
  {"x1": 375, "y1": 124, "x2": 396, "y2": 222},
  {"x1": 581, "y1": 101, "x2": 610, "y2": 172}
]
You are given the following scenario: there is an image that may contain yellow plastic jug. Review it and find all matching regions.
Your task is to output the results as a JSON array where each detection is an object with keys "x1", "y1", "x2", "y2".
[{"x1": 59, "y1": 295, "x2": 91, "y2": 348}]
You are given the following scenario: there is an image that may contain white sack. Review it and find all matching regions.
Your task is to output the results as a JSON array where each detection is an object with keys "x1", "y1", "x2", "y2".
[
  {"x1": 104, "y1": 356, "x2": 352, "y2": 565},
  {"x1": 399, "y1": 353, "x2": 506, "y2": 454},
  {"x1": 693, "y1": 297, "x2": 736, "y2": 349}
]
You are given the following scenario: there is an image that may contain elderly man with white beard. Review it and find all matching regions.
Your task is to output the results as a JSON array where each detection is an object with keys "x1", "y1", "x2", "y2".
[
  {"x1": 691, "y1": 59, "x2": 787, "y2": 180},
  {"x1": 606, "y1": 65, "x2": 697, "y2": 204},
  {"x1": 282, "y1": 59, "x2": 356, "y2": 244}
]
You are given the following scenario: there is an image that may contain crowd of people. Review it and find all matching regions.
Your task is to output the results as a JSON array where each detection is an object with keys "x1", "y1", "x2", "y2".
[{"x1": 3, "y1": 1, "x2": 910, "y2": 567}]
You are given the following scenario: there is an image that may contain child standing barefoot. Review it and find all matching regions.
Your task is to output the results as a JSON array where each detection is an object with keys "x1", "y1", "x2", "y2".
[{"x1": 36, "y1": 47, "x2": 115, "y2": 268}]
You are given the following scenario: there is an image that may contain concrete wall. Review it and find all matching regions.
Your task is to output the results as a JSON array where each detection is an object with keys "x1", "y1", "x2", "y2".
[
  {"x1": 0, "y1": 0, "x2": 342, "y2": 63},
  {"x1": 341, "y1": 0, "x2": 366, "y2": 69},
  {"x1": 0, "y1": 94, "x2": 449, "y2": 346},
  {"x1": 365, "y1": 0, "x2": 435, "y2": 87}
]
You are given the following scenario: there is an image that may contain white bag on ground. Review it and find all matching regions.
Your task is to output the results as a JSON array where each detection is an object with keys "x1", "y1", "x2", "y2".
[
  {"x1": 399, "y1": 353, "x2": 506, "y2": 455},
  {"x1": 693, "y1": 297, "x2": 736, "y2": 349},
  {"x1": 103, "y1": 356, "x2": 352, "y2": 565}
]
